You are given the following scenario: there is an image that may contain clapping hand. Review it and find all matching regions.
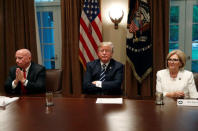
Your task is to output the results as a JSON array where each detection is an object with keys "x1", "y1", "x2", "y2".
[{"x1": 15, "y1": 68, "x2": 25, "y2": 84}]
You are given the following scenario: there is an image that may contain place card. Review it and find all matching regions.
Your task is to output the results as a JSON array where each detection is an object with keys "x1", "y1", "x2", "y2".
[
  {"x1": 96, "y1": 98, "x2": 123, "y2": 104},
  {"x1": 177, "y1": 99, "x2": 198, "y2": 106}
]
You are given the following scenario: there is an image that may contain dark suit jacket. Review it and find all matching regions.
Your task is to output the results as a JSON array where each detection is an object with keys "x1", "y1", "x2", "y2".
[
  {"x1": 83, "y1": 59, "x2": 124, "y2": 95},
  {"x1": 4, "y1": 62, "x2": 46, "y2": 95}
]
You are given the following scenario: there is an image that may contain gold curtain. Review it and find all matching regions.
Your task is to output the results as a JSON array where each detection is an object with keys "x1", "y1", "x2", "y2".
[
  {"x1": 125, "y1": 0, "x2": 169, "y2": 99},
  {"x1": 0, "y1": 0, "x2": 37, "y2": 94},
  {"x1": 61, "y1": 0, "x2": 83, "y2": 97}
]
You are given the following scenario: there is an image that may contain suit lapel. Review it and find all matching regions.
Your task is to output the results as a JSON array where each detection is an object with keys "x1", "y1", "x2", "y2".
[
  {"x1": 27, "y1": 63, "x2": 33, "y2": 80},
  {"x1": 105, "y1": 59, "x2": 114, "y2": 74},
  {"x1": 96, "y1": 60, "x2": 102, "y2": 77},
  {"x1": 91, "y1": 60, "x2": 101, "y2": 78}
]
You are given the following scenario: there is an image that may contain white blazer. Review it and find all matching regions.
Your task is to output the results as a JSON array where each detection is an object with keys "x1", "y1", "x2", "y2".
[{"x1": 156, "y1": 69, "x2": 198, "y2": 98}]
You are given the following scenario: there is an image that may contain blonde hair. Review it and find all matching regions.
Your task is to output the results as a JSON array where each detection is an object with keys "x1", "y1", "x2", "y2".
[
  {"x1": 98, "y1": 42, "x2": 114, "y2": 53},
  {"x1": 166, "y1": 49, "x2": 186, "y2": 69}
]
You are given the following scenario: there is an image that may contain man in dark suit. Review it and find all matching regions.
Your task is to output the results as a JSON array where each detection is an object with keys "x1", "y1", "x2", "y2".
[
  {"x1": 5, "y1": 49, "x2": 46, "y2": 95},
  {"x1": 83, "y1": 42, "x2": 124, "y2": 95}
]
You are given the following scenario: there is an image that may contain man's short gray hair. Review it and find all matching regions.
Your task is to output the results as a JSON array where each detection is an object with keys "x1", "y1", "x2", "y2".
[{"x1": 98, "y1": 42, "x2": 114, "y2": 52}]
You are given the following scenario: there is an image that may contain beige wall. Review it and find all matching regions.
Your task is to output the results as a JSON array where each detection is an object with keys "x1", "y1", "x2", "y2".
[{"x1": 101, "y1": 0, "x2": 128, "y2": 64}]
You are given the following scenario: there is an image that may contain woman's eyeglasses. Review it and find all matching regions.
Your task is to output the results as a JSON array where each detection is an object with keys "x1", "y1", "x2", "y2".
[{"x1": 168, "y1": 58, "x2": 179, "y2": 62}]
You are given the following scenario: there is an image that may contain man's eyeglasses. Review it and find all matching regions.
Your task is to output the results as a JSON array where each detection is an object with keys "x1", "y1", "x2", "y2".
[{"x1": 168, "y1": 58, "x2": 180, "y2": 62}]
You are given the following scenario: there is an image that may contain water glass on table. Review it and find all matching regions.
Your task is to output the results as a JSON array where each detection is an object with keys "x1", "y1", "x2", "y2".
[
  {"x1": 155, "y1": 92, "x2": 164, "y2": 105},
  {"x1": 45, "y1": 92, "x2": 54, "y2": 106}
]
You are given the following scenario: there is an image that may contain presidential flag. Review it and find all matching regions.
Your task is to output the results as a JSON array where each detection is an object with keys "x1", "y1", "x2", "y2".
[
  {"x1": 79, "y1": 0, "x2": 102, "y2": 69},
  {"x1": 126, "y1": 0, "x2": 152, "y2": 83}
]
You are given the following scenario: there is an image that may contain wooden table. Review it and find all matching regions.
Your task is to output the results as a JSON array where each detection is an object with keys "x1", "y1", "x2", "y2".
[{"x1": 0, "y1": 97, "x2": 198, "y2": 131}]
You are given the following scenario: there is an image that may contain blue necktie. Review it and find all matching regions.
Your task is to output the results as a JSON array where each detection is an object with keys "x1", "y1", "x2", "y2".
[{"x1": 99, "y1": 64, "x2": 106, "y2": 81}]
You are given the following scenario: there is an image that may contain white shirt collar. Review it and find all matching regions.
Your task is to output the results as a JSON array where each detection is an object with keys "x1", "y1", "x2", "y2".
[
  {"x1": 100, "y1": 61, "x2": 110, "y2": 68},
  {"x1": 24, "y1": 63, "x2": 31, "y2": 72}
]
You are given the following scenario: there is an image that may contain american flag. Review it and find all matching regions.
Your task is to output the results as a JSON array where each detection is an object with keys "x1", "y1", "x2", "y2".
[
  {"x1": 79, "y1": 0, "x2": 102, "y2": 69},
  {"x1": 129, "y1": 21, "x2": 139, "y2": 33}
]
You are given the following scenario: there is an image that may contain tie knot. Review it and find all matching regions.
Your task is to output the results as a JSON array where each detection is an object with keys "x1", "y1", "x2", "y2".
[{"x1": 102, "y1": 64, "x2": 106, "y2": 69}]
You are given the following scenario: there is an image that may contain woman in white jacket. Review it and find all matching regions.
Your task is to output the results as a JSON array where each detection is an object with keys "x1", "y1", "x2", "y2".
[{"x1": 156, "y1": 49, "x2": 198, "y2": 99}]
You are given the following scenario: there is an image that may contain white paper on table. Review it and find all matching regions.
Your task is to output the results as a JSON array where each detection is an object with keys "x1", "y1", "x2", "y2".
[
  {"x1": 0, "y1": 96, "x2": 19, "y2": 107},
  {"x1": 96, "y1": 98, "x2": 123, "y2": 104}
]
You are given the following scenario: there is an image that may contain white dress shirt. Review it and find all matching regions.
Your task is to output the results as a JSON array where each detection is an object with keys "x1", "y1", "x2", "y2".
[{"x1": 156, "y1": 69, "x2": 198, "y2": 98}]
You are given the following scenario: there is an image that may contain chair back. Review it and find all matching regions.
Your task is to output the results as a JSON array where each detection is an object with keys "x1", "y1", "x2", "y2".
[{"x1": 45, "y1": 69, "x2": 62, "y2": 93}]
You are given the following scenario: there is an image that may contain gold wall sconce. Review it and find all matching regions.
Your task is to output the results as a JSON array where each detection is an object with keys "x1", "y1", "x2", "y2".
[{"x1": 109, "y1": 10, "x2": 124, "y2": 29}]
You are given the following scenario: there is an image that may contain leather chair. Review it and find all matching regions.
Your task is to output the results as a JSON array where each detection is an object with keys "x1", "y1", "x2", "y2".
[
  {"x1": 193, "y1": 73, "x2": 198, "y2": 90},
  {"x1": 45, "y1": 69, "x2": 63, "y2": 94}
]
